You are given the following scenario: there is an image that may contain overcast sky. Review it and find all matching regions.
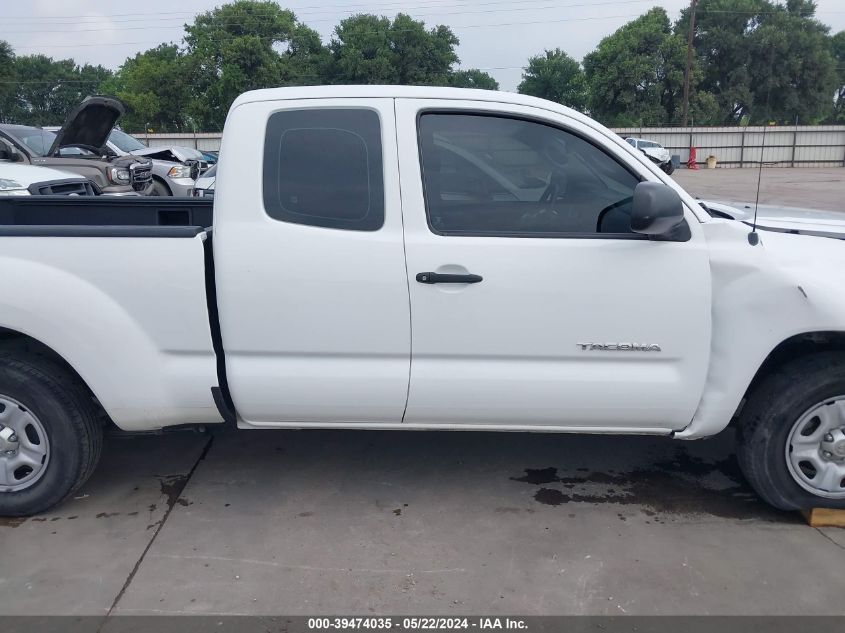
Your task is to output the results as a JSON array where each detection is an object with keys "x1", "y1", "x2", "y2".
[{"x1": 4, "y1": 0, "x2": 845, "y2": 91}]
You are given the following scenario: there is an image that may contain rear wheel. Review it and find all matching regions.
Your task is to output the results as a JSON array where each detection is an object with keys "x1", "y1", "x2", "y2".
[
  {"x1": 737, "y1": 353, "x2": 845, "y2": 510},
  {"x1": 0, "y1": 354, "x2": 102, "y2": 516}
]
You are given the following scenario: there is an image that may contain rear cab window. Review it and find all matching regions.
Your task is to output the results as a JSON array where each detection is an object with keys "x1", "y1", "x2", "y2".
[{"x1": 262, "y1": 109, "x2": 384, "y2": 231}]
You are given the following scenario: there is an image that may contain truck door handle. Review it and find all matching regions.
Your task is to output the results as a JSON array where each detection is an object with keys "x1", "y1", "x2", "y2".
[{"x1": 416, "y1": 272, "x2": 483, "y2": 284}]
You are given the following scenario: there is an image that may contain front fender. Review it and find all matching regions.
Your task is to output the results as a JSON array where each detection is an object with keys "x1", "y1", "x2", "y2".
[{"x1": 678, "y1": 221, "x2": 845, "y2": 438}]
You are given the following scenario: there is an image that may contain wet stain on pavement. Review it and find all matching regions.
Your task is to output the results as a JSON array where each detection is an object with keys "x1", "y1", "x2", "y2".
[
  {"x1": 511, "y1": 449, "x2": 798, "y2": 522},
  {"x1": 158, "y1": 474, "x2": 189, "y2": 508},
  {"x1": 0, "y1": 516, "x2": 26, "y2": 528}
]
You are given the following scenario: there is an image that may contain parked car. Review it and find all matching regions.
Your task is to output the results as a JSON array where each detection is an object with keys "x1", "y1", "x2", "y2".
[
  {"x1": 0, "y1": 162, "x2": 97, "y2": 196},
  {"x1": 0, "y1": 97, "x2": 153, "y2": 195},
  {"x1": 192, "y1": 163, "x2": 216, "y2": 198},
  {"x1": 625, "y1": 137, "x2": 674, "y2": 174},
  {"x1": 45, "y1": 127, "x2": 201, "y2": 197},
  {"x1": 200, "y1": 150, "x2": 219, "y2": 165},
  {"x1": 3, "y1": 86, "x2": 845, "y2": 516},
  {"x1": 107, "y1": 129, "x2": 205, "y2": 196}
]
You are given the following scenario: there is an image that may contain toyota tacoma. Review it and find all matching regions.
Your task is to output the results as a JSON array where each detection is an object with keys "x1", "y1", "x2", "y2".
[{"x1": 1, "y1": 86, "x2": 844, "y2": 515}]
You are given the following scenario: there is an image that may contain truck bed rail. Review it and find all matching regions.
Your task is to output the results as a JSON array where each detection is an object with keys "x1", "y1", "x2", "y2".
[{"x1": 0, "y1": 196, "x2": 213, "y2": 229}]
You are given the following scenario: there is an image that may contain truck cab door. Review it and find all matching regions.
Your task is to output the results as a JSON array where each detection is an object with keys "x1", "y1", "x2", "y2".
[
  {"x1": 214, "y1": 99, "x2": 411, "y2": 426},
  {"x1": 395, "y1": 99, "x2": 712, "y2": 431}
]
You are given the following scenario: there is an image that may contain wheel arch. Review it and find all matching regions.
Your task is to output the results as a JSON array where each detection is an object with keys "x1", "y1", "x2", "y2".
[
  {"x1": 0, "y1": 327, "x2": 103, "y2": 405},
  {"x1": 738, "y1": 331, "x2": 845, "y2": 421},
  {"x1": 151, "y1": 175, "x2": 173, "y2": 195},
  {"x1": 0, "y1": 326, "x2": 114, "y2": 435}
]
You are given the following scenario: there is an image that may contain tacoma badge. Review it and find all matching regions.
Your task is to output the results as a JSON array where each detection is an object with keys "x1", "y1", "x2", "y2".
[{"x1": 577, "y1": 343, "x2": 662, "y2": 352}]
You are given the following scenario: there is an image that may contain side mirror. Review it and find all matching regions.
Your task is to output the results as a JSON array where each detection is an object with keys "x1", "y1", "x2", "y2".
[{"x1": 630, "y1": 182, "x2": 686, "y2": 237}]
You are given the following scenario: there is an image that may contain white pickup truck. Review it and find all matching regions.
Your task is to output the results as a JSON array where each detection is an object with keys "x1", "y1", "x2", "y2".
[{"x1": 1, "y1": 86, "x2": 844, "y2": 516}]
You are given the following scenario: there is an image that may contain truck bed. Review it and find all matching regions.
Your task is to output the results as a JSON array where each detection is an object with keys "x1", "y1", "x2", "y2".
[{"x1": 0, "y1": 194, "x2": 224, "y2": 431}]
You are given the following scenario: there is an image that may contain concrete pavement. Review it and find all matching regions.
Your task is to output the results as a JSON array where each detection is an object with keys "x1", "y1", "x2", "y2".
[
  {"x1": 672, "y1": 167, "x2": 844, "y2": 212},
  {"x1": 2, "y1": 428, "x2": 843, "y2": 616}
]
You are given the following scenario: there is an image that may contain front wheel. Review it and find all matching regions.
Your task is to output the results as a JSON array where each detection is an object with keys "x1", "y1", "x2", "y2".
[
  {"x1": 149, "y1": 180, "x2": 171, "y2": 196},
  {"x1": 0, "y1": 354, "x2": 102, "y2": 516},
  {"x1": 737, "y1": 353, "x2": 845, "y2": 510},
  {"x1": 661, "y1": 161, "x2": 675, "y2": 175}
]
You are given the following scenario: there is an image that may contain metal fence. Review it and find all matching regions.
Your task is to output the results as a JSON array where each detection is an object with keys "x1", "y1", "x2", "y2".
[
  {"x1": 613, "y1": 125, "x2": 845, "y2": 168},
  {"x1": 135, "y1": 125, "x2": 845, "y2": 168}
]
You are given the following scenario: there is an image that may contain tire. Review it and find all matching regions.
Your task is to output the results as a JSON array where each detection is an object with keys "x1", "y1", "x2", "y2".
[
  {"x1": 149, "y1": 180, "x2": 171, "y2": 196},
  {"x1": 661, "y1": 162, "x2": 675, "y2": 175},
  {"x1": 0, "y1": 353, "x2": 103, "y2": 516},
  {"x1": 736, "y1": 352, "x2": 845, "y2": 510}
]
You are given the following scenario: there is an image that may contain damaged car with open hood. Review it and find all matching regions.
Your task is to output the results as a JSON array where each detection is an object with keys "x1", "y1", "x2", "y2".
[
  {"x1": 0, "y1": 96, "x2": 153, "y2": 195},
  {"x1": 104, "y1": 129, "x2": 207, "y2": 196}
]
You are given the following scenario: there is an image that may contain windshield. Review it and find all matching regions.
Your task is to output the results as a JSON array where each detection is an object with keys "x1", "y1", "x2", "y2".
[
  {"x1": 5, "y1": 128, "x2": 57, "y2": 156},
  {"x1": 109, "y1": 129, "x2": 147, "y2": 152}
]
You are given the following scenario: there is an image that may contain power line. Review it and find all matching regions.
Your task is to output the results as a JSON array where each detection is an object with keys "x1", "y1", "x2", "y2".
[
  {"x1": 4, "y1": 3, "x2": 843, "y2": 24},
  {"x1": 2, "y1": 0, "x2": 652, "y2": 22},
  {"x1": 0, "y1": 0, "x2": 655, "y2": 33},
  {"x1": 5, "y1": 12, "x2": 646, "y2": 49}
]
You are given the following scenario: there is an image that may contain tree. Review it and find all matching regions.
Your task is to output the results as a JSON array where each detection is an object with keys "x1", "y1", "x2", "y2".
[
  {"x1": 676, "y1": 0, "x2": 766, "y2": 123},
  {"x1": 101, "y1": 45, "x2": 191, "y2": 132},
  {"x1": 747, "y1": 1, "x2": 837, "y2": 123},
  {"x1": 583, "y1": 8, "x2": 694, "y2": 126},
  {"x1": 184, "y1": 0, "x2": 325, "y2": 130},
  {"x1": 448, "y1": 69, "x2": 499, "y2": 90},
  {"x1": 5, "y1": 55, "x2": 111, "y2": 126},
  {"x1": 329, "y1": 13, "x2": 458, "y2": 85},
  {"x1": 832, "y1": 31, "x2": 845, "y2": 122},
  {"x1": 678, "y1": 0, "x2": 838, "y2": 124},
  {"x1": 517, "y1": 48, "x2": 586, "y2": 110},
  {"x1": 0, "y1": 41, "x2": 15, "y2": 122}
]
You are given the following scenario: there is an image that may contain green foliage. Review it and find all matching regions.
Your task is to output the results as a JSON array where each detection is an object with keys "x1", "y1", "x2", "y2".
[
  {"x1": 517, "y1": 49, "x2": 586, "y2": 110},
  {"x1": 101, "y1": 45, "x2": 191, "y2": 132},
  {"x1": 677, "y1": 0, "x2": 767, "y2": 123},
  {"x1": 583, "y1": 8, "x2": 691, "y2": 126},
  {"x1": 3, "y1": 54, "x2": 111, "y2": 126},
  {"x1": 747, "y1": 1, "x2": 837, "y2": 124},
  {"x1": 3, "y1": 0, "x2": 844, "y2": 130},
  {"x1": 678, "y1": 0, "x2": 837, "y2": 124},
  {"x1": 184, "y1": 0, "x2": 324, "y2": 130},
  {"x1": 329, "y1": 13, "x2": 458, "y2": 85},
  {"x1": 832, "y1": 31, "x2": 845, "y2": 122},
  {"x1": 0, "y1": 41, "x2": 15, "y2": 122},
  {"x1": 448, "y1": 69, "x2": 499, "y2": 90}
]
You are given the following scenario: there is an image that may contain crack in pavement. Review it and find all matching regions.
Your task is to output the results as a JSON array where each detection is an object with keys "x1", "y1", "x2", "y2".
[
  {"x1": 815, "y1": 527, "x2": 845, "y2": 553},
  {"x1": 100, "y1": 433, "x2": 214, "y2": 625}
]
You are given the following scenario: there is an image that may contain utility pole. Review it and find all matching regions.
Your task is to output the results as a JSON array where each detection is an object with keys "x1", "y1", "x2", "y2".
[{"x1": 681, "y1": 0, "x2": 698, "y2": 127}]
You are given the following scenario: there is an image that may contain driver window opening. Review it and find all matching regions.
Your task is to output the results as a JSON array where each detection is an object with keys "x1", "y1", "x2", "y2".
[{"x1": 418, "y1": 113, "x2": 641, "y2": 237}]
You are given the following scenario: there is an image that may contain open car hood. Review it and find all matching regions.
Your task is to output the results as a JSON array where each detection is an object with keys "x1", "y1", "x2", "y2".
[
  {"x1": 47, "y1": 96, "x2": 125, "y2": 157},
  {"x1": 127, "y1": 145, "x2": 204, "y2": 163}
]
